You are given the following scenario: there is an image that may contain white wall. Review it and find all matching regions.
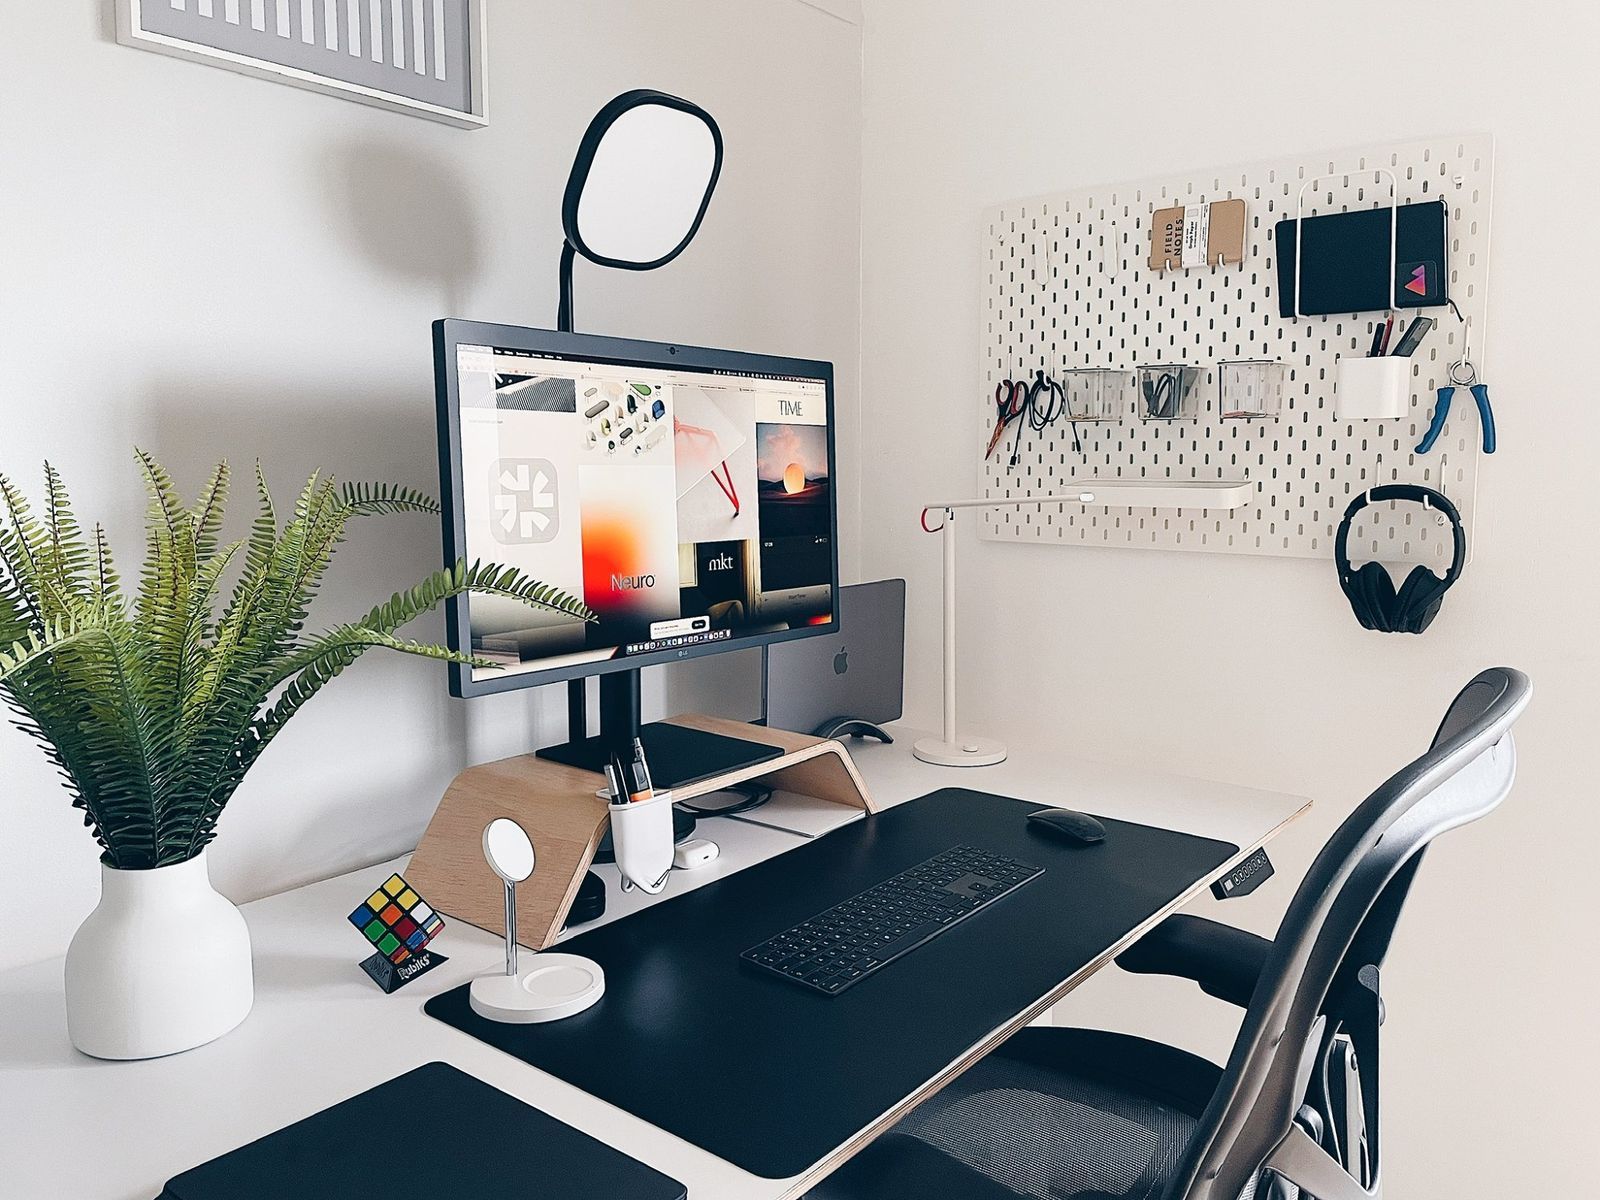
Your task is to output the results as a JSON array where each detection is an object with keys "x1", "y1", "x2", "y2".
[
  {"x1": 0, "y1": 0, "x2": 861, "y2": 968},
  {"x1": 859, "y1": 1, "x2": 1596, "y2": 1195}
]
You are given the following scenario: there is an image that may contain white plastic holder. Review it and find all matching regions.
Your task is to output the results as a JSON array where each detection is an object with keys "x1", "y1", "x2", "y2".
[
  {"x1": 609, "y1": 789, "x2": 676, "y2": 895},
  {"x1": 1334, "y1": 356, "x2": 1411, "y2": 421}
]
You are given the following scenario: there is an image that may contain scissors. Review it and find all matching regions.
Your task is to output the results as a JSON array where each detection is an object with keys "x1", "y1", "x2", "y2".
[
  {"x1": 1416, "y1": 357, "x2": 1495, "y2": 454},
  {"x1": 985, "y1": 379, "x2": 1028, "y2": 460}
]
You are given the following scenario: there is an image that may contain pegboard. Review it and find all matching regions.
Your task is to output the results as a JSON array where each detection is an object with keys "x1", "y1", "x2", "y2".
[{"x1": 980, "y1": 135, "x2": 1494, "y2": 565}]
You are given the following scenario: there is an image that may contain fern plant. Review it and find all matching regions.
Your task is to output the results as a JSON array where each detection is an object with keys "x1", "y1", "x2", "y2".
[{"x1": 0, "y1": 452, "x2": 593, "y2": 870}]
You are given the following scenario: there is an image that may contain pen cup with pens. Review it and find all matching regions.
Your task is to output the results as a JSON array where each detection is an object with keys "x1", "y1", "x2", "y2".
[{"x1": 606, "y1": 741, "x2": 675, "y2": 895}]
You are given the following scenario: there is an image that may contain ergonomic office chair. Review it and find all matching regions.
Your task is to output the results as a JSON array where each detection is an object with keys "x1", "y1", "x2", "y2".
[{"x1": 812, "y1": 667, "x2": 1530, "y2": 1200}]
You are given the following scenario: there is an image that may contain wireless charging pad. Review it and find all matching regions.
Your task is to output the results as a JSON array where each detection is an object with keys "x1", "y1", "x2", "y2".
[{"x1": 469, "y1": 954, "x2": 606, "y2": 1024}]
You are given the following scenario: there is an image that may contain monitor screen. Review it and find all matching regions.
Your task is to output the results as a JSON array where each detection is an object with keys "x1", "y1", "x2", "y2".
[{"x1": 434, "y1": 320, "x2": 838, "y2": 696}]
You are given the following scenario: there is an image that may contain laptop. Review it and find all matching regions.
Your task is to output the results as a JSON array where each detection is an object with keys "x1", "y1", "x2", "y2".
[{"x1": 764, "y1": 579, "x2": 905, "y2": 738}]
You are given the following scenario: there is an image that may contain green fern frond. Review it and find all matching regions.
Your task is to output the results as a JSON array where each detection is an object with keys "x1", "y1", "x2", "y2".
[
  {"x1": 0, "y1": 618, "x2": 104, "y2": 682},
  {"x1": 338, "y1": 482, "x2": 442, "y2": 517},
  {"x1": 0, "y1": 472, "x2": 69, "y2": 624},
  {"x1": 269, "y1": 625, "x2": 490, "y2": 689},
  {"x1": 356, "y1": 560, "x2": 597, "y2": 634},
  {"x1": 191, "y1": 460, "x2": 231, "y2": 559},
  {"x1": 0, "y1": 562, "x2": 32, "y2": 646},
  {"x1": 245, "y1": 461, "x2": 277, "y2": 578},
  {"x1": 133, "y1": 448, "x2": 191, "y2": 549},
  {"x1": 89, "y1": 524, "x2": 121, "y2": 605},
  {"x1": 0, "y1": 455, "x2": 589, "y2": 869},
  {"x1": 41, "y1": 462, "x2": 93, "y2": 597}
]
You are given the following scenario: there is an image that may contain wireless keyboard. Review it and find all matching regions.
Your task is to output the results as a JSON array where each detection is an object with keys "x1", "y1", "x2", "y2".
[{"x1": 740, "y1": 845, "x2": 1043, "y2": 995}]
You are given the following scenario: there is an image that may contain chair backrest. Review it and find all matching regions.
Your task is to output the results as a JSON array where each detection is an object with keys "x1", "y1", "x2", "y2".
[{"x1": 1169, "y1": 667, "x2": 1531, "y2": 1200}]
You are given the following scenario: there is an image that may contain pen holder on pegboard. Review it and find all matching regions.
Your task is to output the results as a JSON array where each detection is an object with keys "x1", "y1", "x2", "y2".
[
  {"x1": 1334, "y1": 356, "x2": 1411, "y2": 420},
  {"x1": 608, "y1": 790, "x2": 675, "y2": 895}
]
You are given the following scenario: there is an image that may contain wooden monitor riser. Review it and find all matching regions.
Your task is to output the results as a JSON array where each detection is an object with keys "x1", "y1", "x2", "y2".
[{"x1": 406, "y1": 715, "x2": 876, "y2": 950}]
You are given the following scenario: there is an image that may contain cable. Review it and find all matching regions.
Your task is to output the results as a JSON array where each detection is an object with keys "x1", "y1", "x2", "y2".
[
  {"x1": 1009, "y1": 370, "x2": 1073, "y2": 465},
  {"x1": 675, "y1": 782, "x2": 775, "y2": 818},
  {"x1": 1142, "y1": 370, "x2": 1178, "y2": 418}
]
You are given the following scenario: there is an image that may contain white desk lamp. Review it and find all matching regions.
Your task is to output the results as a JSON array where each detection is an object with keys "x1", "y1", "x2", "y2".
[
  {"x1": 913, "y1": 492, "x2": 1094, "y2": 767},
  {"x1": 912, "y1": 479, "x2": 1254, "y2": 767}
]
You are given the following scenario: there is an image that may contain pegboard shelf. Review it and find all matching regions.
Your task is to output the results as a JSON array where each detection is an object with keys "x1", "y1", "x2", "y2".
[
  {"x1": 980, "y1": 135, "x2": 1494, "y2": 565},
  {"x1": 964, "y1": 477, "x2": 1254, "y2": 511}
]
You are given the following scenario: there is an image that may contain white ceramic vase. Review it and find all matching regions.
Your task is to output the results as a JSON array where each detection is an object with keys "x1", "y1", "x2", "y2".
[{"x1": 64, "y1": 851, "x2": 253, "y2": 1060}]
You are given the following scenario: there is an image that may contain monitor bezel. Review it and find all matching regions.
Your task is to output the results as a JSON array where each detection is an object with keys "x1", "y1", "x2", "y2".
[{"x1": 434, "y1": 318, "x2": 841, "y2": 699}]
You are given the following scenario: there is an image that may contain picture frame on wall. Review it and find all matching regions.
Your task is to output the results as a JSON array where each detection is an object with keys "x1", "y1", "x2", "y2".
[{"x1": 115, "y1": 0, "x2": 488, "y2": 129}]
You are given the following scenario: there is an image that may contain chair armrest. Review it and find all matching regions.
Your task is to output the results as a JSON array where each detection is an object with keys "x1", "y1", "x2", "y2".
[{"x1": 1114, "y1": 914, "x2": 1272, "y2": 1008}]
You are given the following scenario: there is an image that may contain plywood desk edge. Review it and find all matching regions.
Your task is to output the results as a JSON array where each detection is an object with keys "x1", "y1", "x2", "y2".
[{"x1": 408, "y1": 715, "x2": 876, "y2": 949}]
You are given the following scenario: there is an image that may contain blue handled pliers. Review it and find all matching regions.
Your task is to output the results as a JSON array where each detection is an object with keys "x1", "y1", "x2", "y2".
[{"x1": 1416, "y1": 358, "x2": 1495, "y2": 454}]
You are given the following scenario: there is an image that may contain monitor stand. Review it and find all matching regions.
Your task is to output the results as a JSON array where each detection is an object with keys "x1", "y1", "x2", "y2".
[{"x1": 539, "y1": 669, "x2": 782, "y2": 790}]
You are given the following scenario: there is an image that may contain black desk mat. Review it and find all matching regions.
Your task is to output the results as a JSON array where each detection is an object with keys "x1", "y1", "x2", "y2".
[
  {"x1": 426, "y1": 788, "x2": 1238, "y2": 1179},
  {"x1": 160, "y1": 1062, "x2": 686, "y2": 1199}
]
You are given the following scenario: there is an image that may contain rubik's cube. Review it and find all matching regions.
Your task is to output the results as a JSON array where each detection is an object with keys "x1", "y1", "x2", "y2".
[{"x1": 348, "y1": 873, "x2": 445, "y2": 966}]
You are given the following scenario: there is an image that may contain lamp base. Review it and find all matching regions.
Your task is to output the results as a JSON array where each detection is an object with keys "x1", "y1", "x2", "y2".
[{"x1": 912, "y1": 735, "x2": 1007, "y2": 767}]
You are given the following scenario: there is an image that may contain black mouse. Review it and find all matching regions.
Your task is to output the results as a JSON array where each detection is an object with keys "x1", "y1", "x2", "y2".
[{"x1": 1027, "y1": 807, "x2": 1107, "y2": 845}]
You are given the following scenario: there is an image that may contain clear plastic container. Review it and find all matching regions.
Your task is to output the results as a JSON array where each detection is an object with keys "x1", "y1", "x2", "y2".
[
  {"x1": 1061, "y1": 368, "x2": 1134, "y2": 422},
  {"x1": 1219, "y1": 359, "x2": 1287, "y2": 420},
  {"x1": 1136, "y1": 364, "x2": 1202, "y2": 420}
]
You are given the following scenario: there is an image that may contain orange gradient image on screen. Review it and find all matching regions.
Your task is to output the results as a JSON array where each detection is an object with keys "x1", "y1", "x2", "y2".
[
  {"x1": 580, "y1": 517, "x2": 636, "y2": 608},
  {"x1": 578, "y1": 465, "x2": 680, "y2": 641}
]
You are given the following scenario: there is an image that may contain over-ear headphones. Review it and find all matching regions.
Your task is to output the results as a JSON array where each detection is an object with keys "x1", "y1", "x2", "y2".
[{"x1": 1334, "y1": 485, "x2": 1465, "y2": 634}]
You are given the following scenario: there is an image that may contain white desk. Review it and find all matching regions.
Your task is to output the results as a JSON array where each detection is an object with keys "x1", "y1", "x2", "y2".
[{"x1": 0, "y1": 728, "x2": 1306, "y2": 1200}]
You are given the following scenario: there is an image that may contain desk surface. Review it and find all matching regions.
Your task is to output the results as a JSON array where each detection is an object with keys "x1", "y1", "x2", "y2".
[{"x1": 0, "y1": 728, "x2": 1307, "y2": 1200}]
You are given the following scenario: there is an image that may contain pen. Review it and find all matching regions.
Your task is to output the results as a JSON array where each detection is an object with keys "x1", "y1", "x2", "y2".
[
  {"x1": 1377, "y1": 315, "x2": 1395, "y2": 356},
  {"x1": 604, "y1": 760, "x2": 629, "y2": 804},
  {"x1": 1367, "y1": 321, "x2": 1387, "y2": 358},
  {"x1": 626, "y1": 737, "x2": 655, "y2": 802}
]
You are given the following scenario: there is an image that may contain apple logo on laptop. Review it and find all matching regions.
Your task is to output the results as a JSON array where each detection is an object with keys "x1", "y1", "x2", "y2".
[{"x1": 833, "y1": 648, "x2": 849, "y2": 676}]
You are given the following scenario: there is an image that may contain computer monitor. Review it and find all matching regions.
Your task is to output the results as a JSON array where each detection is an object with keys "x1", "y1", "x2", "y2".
[{"x1": 433, "y1": 318, "x2": 839, "y2": 786}]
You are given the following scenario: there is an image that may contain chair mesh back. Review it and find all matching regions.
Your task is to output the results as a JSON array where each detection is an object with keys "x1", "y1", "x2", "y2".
[
  {"x1": 1166, "y1": 667, "x2": 1531, "y2": 1200},
  {"x1": 894, "y1": 1052, "x2": 1237, "y2": 1200}
]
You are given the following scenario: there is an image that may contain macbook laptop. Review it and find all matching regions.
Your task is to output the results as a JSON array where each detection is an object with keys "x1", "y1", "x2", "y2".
[{"x1": 764, "y1": 578, "x2": 905, "y2": 738}]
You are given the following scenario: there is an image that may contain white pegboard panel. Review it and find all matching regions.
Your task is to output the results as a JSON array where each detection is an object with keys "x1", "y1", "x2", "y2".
[{"x1": 980, "y1": 135, "x2": 1494, "y2": 564}]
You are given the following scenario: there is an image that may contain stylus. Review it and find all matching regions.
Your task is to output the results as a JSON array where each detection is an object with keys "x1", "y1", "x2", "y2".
[{"x1": 1367, "y1": 322, "x2": 1386, "y2": 358}]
